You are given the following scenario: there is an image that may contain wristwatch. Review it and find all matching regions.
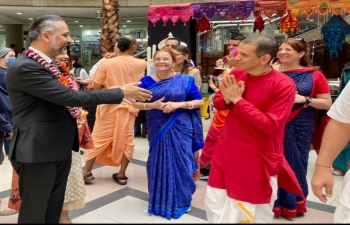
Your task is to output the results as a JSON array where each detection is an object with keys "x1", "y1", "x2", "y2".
[{"x1": 304, "y1": 96, "x2": 312, "y2": 105}]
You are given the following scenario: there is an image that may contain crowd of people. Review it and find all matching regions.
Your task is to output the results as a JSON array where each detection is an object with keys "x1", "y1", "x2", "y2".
[{"x1": 0, "y1": 14, "x2": 350, "y2": 223}]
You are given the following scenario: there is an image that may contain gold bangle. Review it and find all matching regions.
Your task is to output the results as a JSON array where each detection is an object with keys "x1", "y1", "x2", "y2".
[
  {"x1": 186, "y1": 102, "x2": 194, "y2": 109},
  {"x1": 144, "y1": 103, "x2": 149, "y2": 110}
]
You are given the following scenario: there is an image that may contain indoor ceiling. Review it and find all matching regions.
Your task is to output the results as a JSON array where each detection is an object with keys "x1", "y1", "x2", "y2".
[{"x1": 0, "y1": 6, "x2": 148, "y2": 33}]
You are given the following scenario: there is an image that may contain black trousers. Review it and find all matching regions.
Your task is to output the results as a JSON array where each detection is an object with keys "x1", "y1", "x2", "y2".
[{"x1": 11, "y1": 155, "x2": 72, "y2": 224}]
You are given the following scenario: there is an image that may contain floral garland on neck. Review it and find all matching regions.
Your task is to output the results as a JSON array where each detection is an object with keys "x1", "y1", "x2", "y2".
[{"x1": 25, "y1": 49, "x2": 82, "y2": 119}]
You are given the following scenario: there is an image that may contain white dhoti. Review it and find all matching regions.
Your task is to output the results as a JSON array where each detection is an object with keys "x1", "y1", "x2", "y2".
[
  {"x1": 334, "y1": 171, "x2": 350, "y2": 223},
  {"x1": 204, "y1": 176, "x2": 277, "y2": 223}
]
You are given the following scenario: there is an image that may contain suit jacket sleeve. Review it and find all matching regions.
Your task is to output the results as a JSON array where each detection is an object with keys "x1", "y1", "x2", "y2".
[{"x1": 7, "y1": 63, "x2": 124, "y2": 107}]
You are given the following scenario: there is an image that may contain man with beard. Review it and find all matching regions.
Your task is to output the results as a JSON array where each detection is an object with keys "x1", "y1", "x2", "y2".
[{"x1": 5, "y1": 15, "x2": 152, "y2": 223}]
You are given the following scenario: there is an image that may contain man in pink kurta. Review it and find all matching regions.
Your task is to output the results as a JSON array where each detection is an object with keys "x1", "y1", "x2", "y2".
[
  {"x1": 204, "y1": 35, "x2": 304, "y2": 223},
  {"x1": 83, "y1": 35, "x2": 146, "y2": 185}
]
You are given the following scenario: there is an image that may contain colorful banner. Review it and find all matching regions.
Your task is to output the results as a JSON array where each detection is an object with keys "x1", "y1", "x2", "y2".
[
  {"x1": 255, "y1": 0, "x2": 287, "y2": 18},
  {"x1": 148, "y1": 4, "x2": 193, "y2": 27},
  {"x1": 191, "y1": 1, "x2": 255, "y2": 21},
  {"x1": 287, "y1": 0, "x2": 350, "y2": 19}
]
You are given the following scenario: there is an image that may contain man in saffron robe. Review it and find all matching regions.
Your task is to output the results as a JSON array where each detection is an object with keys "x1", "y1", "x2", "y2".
[
  {"x1": 83, "y1": 35, "x2": 147, "y2": 185},
  {"x1": 204, "y1": 35, "x2": 304, "y2": 223}
]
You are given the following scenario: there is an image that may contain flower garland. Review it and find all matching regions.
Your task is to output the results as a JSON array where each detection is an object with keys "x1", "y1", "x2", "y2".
[{"x1": 25, "y1": 49, "x2": 82, "y2": 119}]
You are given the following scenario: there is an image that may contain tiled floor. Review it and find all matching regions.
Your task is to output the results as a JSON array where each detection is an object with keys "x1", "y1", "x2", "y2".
[{"x1": 0, "y1": 118, "x2": 343, "y2": 223}]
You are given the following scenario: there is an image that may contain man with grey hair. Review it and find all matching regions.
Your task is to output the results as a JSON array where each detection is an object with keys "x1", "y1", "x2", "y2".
[
  {"x1": 204, "y1": 35, "x2": 303, "y2": 223},
  {"x1": 6, "y1": 15, "x2": 152, "y2": 223}
]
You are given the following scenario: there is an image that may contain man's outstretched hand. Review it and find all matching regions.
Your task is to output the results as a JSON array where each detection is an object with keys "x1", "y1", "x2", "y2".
[{"x1": 121, "y1": 82, "x2": 152, "y2": 102}]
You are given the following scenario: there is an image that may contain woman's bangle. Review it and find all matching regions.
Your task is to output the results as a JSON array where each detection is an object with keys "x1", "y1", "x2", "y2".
[
  {"x1": 144, "y1": 103, "x2": 149, "y2": 110},
  {"x1": 186, "y1": 102, "x2": 194, "y2": 109},
  {"x1": 315, "y1": 162, "x2": 331, "y2": 168}
]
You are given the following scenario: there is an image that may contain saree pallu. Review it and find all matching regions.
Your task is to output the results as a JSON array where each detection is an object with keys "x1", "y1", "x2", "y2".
[{"x1": 146, "y1": 75, "x2": 203, "y2": 220}]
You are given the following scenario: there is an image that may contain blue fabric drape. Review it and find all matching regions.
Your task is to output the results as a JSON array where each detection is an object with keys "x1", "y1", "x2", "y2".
[{"x1": 143, "y1": 74, "x2": 203, "y2": 219}]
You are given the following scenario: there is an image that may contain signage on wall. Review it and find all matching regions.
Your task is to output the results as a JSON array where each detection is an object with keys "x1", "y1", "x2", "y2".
[
  {"x1": 95, "y1": 13, "x2": 102, "y2": 19},
  {"x1": 81, "y1": 30, "x2": 101, "y2": 42},
  {"x1": 95, "y1": 9, "x2": 102, "y2": 19}
]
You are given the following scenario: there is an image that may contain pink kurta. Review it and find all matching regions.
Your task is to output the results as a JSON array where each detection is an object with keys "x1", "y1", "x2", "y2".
[{"x1": 209, "y1": 68, "x2": 304, "y2": 204}]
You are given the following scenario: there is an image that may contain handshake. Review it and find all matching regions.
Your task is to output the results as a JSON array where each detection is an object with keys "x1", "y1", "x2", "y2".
[{"x1": 120, "y1": 82, "x2": 152, "y2": 103}]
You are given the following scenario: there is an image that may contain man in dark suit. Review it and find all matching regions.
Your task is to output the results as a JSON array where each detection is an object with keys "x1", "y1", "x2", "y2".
[{"x1": 5, "y1": 15, "x2": 152, "y2": 224}]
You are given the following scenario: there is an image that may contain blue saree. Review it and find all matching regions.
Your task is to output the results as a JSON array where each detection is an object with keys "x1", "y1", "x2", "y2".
[
  {"x1": 274, "y1": 69, "x2": 315, "y2": 217},
  {"x1": 139, "y1": 74, "x2": 204, "y2": 219}
]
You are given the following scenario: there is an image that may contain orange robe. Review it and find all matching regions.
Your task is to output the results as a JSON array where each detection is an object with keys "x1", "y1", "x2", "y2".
[{"x1": 86, "y1": 56, "x2": 146, "y2": 166}]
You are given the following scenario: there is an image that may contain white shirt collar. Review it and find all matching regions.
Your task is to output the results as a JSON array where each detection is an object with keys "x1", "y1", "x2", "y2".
[{"x1": 28, "y1": 47, "x2": 53, "y2": 63}]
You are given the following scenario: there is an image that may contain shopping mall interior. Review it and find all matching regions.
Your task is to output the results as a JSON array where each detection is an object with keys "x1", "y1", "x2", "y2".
[{"x1": 1, "y1": 0, "x2": 350, "y2": 223}]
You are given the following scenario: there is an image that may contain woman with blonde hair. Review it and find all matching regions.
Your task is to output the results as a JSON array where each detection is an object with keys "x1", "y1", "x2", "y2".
[{"x1": 272, "y1": 38, "x2": 332, "y2": 218}]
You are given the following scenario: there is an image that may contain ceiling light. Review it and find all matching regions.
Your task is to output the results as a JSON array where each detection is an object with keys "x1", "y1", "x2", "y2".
[
  {"x1": 126, "y1": 20, "x2": 131, "y2": 22},
  {"x1": 0, "y1": 26, "x2": 2, "y2": 28},
  {"x1": 79, "y1": 25, "x2": 83, "y2": 27},
  {"x1": 74, "y1": 21, "x2": 79, "y2": 23},
  {"x1": 17, "y1": 12, "x2": 22, "y2": 15},
  {"x1": 123, "y1": 25, "x2": 127, "y2": 27},
  {"x1": 28, "y1": 18, "x2": 33, "y2": 20}
]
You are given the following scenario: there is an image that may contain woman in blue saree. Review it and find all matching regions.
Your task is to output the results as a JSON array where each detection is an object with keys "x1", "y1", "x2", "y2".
[
  {"x1": 332, "y1": 63, "x2": 350, "y2": 176},
  {"x1": 272, "y1": 38, "x2": 332, "y2": 218},
  {"x1": 134, "y1": 48, "x2": 204, "y2": 219}
]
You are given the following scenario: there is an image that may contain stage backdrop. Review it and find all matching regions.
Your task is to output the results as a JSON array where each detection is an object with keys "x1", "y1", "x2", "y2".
[{"x1": 147, "y1": 19, "x2": 197, "y2": 65}]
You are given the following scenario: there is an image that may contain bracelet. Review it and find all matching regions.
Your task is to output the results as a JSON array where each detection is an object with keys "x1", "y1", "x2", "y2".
[
  {"x1": 186, "y1": 102, "x2": 194, "y2": 109},
  {"x1": 213, "y1": 87, "x2": 219, "y2": 92},
  {"x1": 144, "y1": 103, "x2": 149, "y2": 110},
  {"x1": 315, "y1": 163, "x2": 331, "y2": 168}
]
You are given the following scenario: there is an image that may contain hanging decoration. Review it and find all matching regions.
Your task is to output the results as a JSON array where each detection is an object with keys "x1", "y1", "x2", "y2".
[
  {"x1": 254, "y1": 0, "x2": 286, "y2": 19},
  {"x1": 253, "y1": 15, "x2": 265, "y2": 33},
  {"x1": 147, "y1": 3, "x2": 193, "y2": 27},
  {"x1": 196, "y1": 16, "x2": 210, "y2": 33},
  {"x1": 321, "y1": 15, "x2": 350, "y2": 58},
  {"x1": 191, "y1": 1, "x2": 255, "y2": 22},
  {"x1": 279, "y1": 10, "x2": 300, "y2": 34},
  {"x1": 287, "y1": 0, "x2": 350, "y2": 19}
]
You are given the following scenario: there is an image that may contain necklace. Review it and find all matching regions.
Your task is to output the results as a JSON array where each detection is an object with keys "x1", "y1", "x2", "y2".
[
  {"x1": 25, "y1": 49, "x2": 82, "y2": 119},
  {"x1": 155, "y1": 72, "x2": 174, "y2": 81},
  {"x1": 248, "y1": 66, "x2": 272, "y2": 78}
]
